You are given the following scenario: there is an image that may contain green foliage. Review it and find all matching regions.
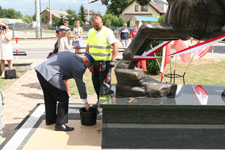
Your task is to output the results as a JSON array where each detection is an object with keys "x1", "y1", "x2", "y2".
[
  {"x1": 118, "y1": 16, "x2": 125, "y2": 26},
  {"x1": 158, "y1": 15, "x2": 165, "y2": 24},
  {"x1": 32, "y1": 13, "x2": 36, "y2": 21},
  {"x1": 22, "y1": 15, "x2": 33, "y2": 23},
  {"x1": 41, "y1": 14, "x2": 48, "y2": 24},
  {"x1": 101, "y1": 0, "x2": 133, "y2": 16},
  {"x1": 102, "y1": 14, "x2": 126, "y2": 27},
  {"x1": 52, "y1": 15, "x2": 64, "y2": 26},
  {"x1": 105, "y1": 19, "x2": 111, "y2": 27},
  {"x1": 0, "y1": 5, "x2": 22, "y2": 19},
  {"x1": 78, "y1": 5, "x2": 86, "y2": 25},
  {"x1": 145, "y1": 41, "x2": 163, "y2": 75},
  {"x1": 0, "y1": 5, "x2": 35, "y2": 24},
  {"x1": 66, "y1": 9, "x2": 78, "y2": 26}
]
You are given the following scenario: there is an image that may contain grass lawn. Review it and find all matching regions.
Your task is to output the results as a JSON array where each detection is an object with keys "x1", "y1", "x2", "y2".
[{"x1": 152, "y1": 58, "x2": 225, "y2": 85}]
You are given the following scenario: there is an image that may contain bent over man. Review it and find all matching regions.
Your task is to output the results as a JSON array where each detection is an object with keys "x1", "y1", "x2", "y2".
[{"x1": 35, "y1": 51, "x2": 95, "y2": 131}]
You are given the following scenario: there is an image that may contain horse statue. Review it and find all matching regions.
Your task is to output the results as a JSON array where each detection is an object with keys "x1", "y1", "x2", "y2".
[{"x1": 115, "y1": 0, "x2": 225, "y2": 98}]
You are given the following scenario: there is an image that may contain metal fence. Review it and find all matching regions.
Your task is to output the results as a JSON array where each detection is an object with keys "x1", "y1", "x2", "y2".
[{"x1": 8, "y1": 23, "x2": 123, "y2": 38}]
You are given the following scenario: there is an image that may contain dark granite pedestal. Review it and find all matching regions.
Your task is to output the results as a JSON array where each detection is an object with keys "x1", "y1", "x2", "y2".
[{"x1": 101, "y1": 85, "x2": 225, "y2": 149}]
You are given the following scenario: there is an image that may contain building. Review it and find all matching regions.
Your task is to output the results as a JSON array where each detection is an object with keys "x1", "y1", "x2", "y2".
[
  {"x1": 0, "y1": 18, "x2": 23, "y2": 25},
  {"x1": 121, "y1": 0, "x2": 165, "y2": 27},
  {"x1": 151, "y1": 0, "x2": 168, "y2": 13},
  {"x1": 40, "y1": 9, "x2": 69, "y2": 24},
  {"x1": 130, "y1": 16, "x2": 158, "y2": 28}
]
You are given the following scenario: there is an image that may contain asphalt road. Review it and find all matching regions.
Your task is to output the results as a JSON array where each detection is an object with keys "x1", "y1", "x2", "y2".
[{"x1": 12, "y1": 39, "x2": 225, "y2": 60}]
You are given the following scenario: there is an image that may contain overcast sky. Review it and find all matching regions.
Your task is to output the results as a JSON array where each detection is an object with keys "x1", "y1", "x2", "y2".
[{"x1": 0, "y1": 0, "x2": 107, "y2": 16}]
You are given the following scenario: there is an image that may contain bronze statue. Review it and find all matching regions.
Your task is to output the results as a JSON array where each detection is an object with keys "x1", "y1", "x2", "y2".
[{"x1": 115, "y1": 0, "x2": 225, "y2": 98}]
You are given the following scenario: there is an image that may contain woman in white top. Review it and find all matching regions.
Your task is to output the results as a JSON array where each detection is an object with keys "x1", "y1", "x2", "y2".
[
  {"x1": 58, "y1": 26, "x2": 71, "y2": 52},
  {"x1": 0, "y1": 24, "x2": 13, "y2": 77},
  {"x1": 72, "y1": 20, "x2": 83, "y2": 54}
]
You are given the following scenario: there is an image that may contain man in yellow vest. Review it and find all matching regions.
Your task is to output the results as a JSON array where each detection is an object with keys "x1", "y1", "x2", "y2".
[{"x1": 86, "y1": 16, "x2": 118, "y2": 106}]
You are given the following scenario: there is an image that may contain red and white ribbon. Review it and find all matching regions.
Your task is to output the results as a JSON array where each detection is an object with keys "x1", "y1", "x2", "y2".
[
  {"x1": 170, "y1": 34, "x2": 225, "y2": 57},
  {"x1": 144, "y1": 41, "x2": 171, "y2": 56},
  {"x1": 132, "y1": 34, "x2": 225, "y2": 61},
  {"x1": 132, "y1": 41, "x2": 170, "y2": 61}
]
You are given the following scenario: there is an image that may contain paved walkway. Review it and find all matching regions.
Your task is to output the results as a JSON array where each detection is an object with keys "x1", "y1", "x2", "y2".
[{"x1": 0, "y1": 59, "x2": 98, "y2": 149}]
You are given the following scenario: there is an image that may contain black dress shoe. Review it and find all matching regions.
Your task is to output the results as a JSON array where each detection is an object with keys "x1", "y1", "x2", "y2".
[{"x1": 55, "y1": 124, "x2": 74, "y2": 131}]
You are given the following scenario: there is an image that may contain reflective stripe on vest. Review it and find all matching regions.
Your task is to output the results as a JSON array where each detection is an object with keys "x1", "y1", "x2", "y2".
[
  {"x1": 99, "y1": 95, "x2": 111, "y2": 104},
  {"x1": 88, "y1": 27, "x2": 111, "y2": 61}
]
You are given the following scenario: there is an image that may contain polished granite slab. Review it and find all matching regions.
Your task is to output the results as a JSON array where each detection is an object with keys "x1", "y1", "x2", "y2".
[
  {"x1": 105, "y1": 85, "x2": 225, "y2": 106},
  {"x1": 101, "y1": 85, "x2": 225, "y2": 149}
]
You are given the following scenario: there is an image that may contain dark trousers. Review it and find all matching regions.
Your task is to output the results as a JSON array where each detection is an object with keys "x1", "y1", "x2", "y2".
[
  {"x1": 36, "y1": 71, "x2": 69, "y2": 125},
  {"x1": 92, "y1": 61, "x2": 112, "y2": 102}
]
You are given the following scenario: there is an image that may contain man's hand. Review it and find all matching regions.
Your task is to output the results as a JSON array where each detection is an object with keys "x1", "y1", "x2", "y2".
[
  {"x1": 109, "y1": 61, "x2": 116, "y2": 68},
  {"x1": 84, "y1": 102, "x2": 90, "y2": 111}
]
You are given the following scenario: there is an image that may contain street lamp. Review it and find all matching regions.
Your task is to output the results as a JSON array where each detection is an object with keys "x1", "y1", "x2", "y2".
[
  {"x1": 49, "y1": 0, "x2": 52, "y2": 25},
  {"x1": 35, "y1": 0, "x2": 41, "y2": 38}
]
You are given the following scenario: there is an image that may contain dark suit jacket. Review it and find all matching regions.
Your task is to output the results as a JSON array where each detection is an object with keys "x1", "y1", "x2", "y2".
[{"x1": 35, "y1": 51, "x2": 87, "y2": 99}]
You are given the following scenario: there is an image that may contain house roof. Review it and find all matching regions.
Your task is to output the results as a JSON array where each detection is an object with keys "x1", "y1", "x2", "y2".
[
  {"x1": 50, "y1": 10, "x2": 69, "y2": 18},
  {"x1": 121, "y1": 0, "x2": 165, "y2": 14},
  {"x1": 42, "y1": 9, "x2": 69, "y2": 18},
  {"x1": 0, "y1": 18, "x2": 23, "y2": 24},
  {"x1": 134, "y1": 16, "x2": 158, "y2": 22},
  {"x1": 149, "y1": 1, "x2": 165, "y2": 14},
  {"x1": 84, "y1": 10, "x2": 95, "y2": 15}
]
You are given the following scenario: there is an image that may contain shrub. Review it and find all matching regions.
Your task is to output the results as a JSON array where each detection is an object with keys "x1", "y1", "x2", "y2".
[{"x1": 145, "y1": 41, "x2": 163, "y2": 75}]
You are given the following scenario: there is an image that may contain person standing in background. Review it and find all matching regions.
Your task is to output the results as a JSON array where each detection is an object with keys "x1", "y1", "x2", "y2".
[
  {"x1": 131, "y1": 25, "x2": 138, "y2": 40},
  {"x1": 72, "y1": 20, "x2": 83, "y2": 54},
  {"x1": 0, "y1": 24, "x2": 13, "y2": 78},
  {"x1": 47, "y1": 29, "x2": 60, "y2": 58},
  {"x1": 64, "y1": 21, "x2": 69, "y2": 27},
  {"x1": 58, "y1": 25, "x2": 71, "y2": 52},
  {"x1": 118, "y1": 23, "x2": 130, "y2": 48},
  {"x1": 64, "y1": 21, "x2": 72, "y2": 39},
  {"x1": 86, "y1": 16, "x2": 118, "y2": 107}
]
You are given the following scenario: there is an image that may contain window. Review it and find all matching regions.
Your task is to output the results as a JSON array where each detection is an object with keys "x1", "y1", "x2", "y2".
[
  {"x1": 135, "y1": 5, "x2": 139, "y2": 12},
  {"x1": 141, "y1": 5, "x2": 148, "y2": 11}
]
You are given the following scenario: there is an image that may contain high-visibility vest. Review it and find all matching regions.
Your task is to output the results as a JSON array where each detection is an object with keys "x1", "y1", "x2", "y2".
[{"x1": 88, "y1": 26, "x2": 111, "y2": 61}]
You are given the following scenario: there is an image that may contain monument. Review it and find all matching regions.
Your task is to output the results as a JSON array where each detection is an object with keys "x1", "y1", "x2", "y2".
[
  {"x1": 101, "y1": 0, "x2": 225, "y2": 149},
  {"x1": 115, "y1": 0, "x2": 225, "y2": 98}
]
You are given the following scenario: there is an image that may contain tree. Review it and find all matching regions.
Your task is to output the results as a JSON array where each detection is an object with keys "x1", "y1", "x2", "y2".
[
  {"x1": 158, "y1": 15, "x2": 165, "y2": 24},
  {"x1": 52, "y1": 15, "x2": 65, "y2": 26},
  {"x1": 66, "y1": 9, "x2": 78, "y2": 26},
  {"x1": 22, "y1": 15, "x2": 33, "y2": 23},
  {"x1": 78, "y1": 5, "x2": 86, "y2": 25},
  {"x1": 41, "y1": 14, "x2": 48, "y2": 24},
  {"x1": 101, "y1": 0, "x2": 133, "y2": 16},
  {"x1": 102, "y1": 13, "x2": 125, "y2": 27},
  {"x1": 0, "y1": 6, "x2": 23, "y2": 19},
  {"x1": 0, "y1": 6, "x2": 3, "y2": 17},
  {"x1": 32, "y1": 13, "x2": 36, "y2": 21},
  {"x1": 146, "y1": 41, "x2": 163, "y2": 75}
]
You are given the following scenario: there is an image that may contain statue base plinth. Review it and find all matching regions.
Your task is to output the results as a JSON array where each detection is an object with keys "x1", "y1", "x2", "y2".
[{"x1": 101, "y1": 85, "x2": 225, "y2": 149}]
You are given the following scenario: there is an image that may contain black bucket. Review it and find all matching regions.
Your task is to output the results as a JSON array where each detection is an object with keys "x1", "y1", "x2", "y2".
[{"x1": 79, "y1": 107, "x2": 97, "y2": 126}]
